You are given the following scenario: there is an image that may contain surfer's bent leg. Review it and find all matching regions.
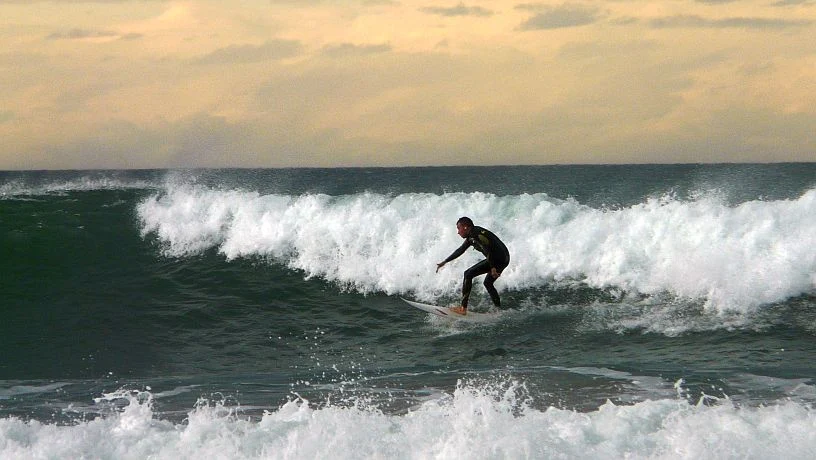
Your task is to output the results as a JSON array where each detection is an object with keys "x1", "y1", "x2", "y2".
[
  {"x1": 484, "y1": 258, "x2": 509, "y2": 308},
  {"x1": 462, "y1": 260, "x2": 490, "y2": 308},
  {"x1": 483, "y1": 276, "x2": 500, "y2": 308}
]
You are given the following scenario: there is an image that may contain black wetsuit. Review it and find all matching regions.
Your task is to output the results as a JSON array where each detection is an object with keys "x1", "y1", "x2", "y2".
[{"x1": 442, "y1": 226, "x2": 510, "y2": 308}]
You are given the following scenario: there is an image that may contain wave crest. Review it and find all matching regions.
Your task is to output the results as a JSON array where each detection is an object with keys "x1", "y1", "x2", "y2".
[{"x1": 137, "y1": 185, "x2": 816, "y2": 313}]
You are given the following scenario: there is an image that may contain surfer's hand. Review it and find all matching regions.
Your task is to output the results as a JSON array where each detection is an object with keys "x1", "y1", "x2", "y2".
[
  {"x1": 491, "y1": 268, "x2": 501, "y2": 279},
  {"x1": 436, "y1": 262, "x2": 445, "y2": 273}
]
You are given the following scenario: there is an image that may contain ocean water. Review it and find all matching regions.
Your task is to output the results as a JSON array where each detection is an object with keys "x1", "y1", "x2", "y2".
[{"x1": 1, "y1": 164, "x2": 815, "y2": 459}]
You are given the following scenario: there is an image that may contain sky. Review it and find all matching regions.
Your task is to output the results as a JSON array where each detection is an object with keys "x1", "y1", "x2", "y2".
[{"x1": 0, "y1": 0, "x2": 814, "y2": 170}]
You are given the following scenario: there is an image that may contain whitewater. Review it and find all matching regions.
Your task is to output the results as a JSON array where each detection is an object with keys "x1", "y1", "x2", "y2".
[
  {"x1": 3, "y1": 383, "x2": 816, "y2": 460},
  {"x1": 137, "y1": 184, "x2": 816, "y2": 313}
]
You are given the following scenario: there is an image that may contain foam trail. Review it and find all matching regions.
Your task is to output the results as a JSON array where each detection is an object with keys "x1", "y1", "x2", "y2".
[
  {"x1": 137, "y1": 185, "x2": 816, "y2": 312},
  {"x1": 0, "y1": 176, "x2": 156, "y2": 198},
  {"x1": 2, "y1": 383, "x2": 816, "y2": 459}
]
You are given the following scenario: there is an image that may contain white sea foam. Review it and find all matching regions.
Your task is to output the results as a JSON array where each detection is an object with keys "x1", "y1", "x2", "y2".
[
  {"x1": 2, "y1": 381, "x2": 816, "y2": 459},
  {"x1": 0, "y1": 382, "x2": 71, "y2": 400},
  {"x1": 137, "y1": 186, "x2": 816, "y2": 313}
]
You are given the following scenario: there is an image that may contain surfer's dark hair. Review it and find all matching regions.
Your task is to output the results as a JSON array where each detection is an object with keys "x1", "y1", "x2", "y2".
[{"x1": 457, "y1": 216, "x2": 474, "y2": 227}]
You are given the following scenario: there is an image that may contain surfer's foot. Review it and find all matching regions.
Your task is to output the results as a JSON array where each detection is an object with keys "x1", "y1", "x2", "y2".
[{"x1": 450, "y1": 306, "x2": 467, "y2": 315}]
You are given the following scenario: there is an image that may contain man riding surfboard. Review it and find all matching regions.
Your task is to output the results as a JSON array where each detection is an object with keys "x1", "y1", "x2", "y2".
[{"x1": 436, "y1": 217, "x2": 510, "y2": 315}]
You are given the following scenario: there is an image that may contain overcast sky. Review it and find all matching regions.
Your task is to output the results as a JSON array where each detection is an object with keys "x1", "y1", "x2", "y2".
[{"x1": 1, "y1": 0, "x2": 814, "y2": 169}]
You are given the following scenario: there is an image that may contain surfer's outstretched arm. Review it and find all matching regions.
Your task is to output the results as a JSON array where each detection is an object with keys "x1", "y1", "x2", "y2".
[{"x1": 438, "y1": 240, "x2": 469, "y2": 273}]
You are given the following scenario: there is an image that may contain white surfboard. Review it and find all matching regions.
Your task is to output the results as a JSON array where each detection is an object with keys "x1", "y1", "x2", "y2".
[{"x1": 401, "y1": 298, "x2": 500, "y2": 323}]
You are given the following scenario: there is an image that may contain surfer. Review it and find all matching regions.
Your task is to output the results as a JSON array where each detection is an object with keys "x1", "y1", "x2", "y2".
[{"x1": 436, "y1": 217, "x2": 510, "y2": 315}]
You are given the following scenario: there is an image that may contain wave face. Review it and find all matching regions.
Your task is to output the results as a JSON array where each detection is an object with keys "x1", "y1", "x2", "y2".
[{"x1": 137, "y1": 184, "x2": 816, "y2": 312}]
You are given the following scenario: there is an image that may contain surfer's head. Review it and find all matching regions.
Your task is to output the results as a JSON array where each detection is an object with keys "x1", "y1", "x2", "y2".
[{"x1": 456, "y1": 216, "x2": 473, "y2": 238}]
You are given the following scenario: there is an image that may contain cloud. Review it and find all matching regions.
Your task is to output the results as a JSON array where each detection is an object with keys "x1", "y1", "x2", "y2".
[
  {"x1": 194, "y1": 40, "x2": 303, "y2": 65},
  {"x1": 649, "y1": 15, "x2": 812, "y2": 29},
  {"x1": 0, "y1": 0, "x2": 167, "y2": 3},
  {"x1": 47, "y1": 29, "x2": 119, "y2": 40},
  {"x1": 14, "y1": 114, "x2": 274, "y2": 170},
  {"x1": 420, "y1": 2, "x2": 493, "y2": 17},
  {"x1": 321, "y1": 43, "x2": 392, "y2": 58},
  {"x1": 120, "y1": 33, "x2": 144, "y2": 41},
  {"x1": 518, "y1": 4, "x2": 602, "y2": 30},
  {"x1": 44, "y1": 28, "x2": 143, "y2": 41},
  {"x1": 771, "y1": 0, "x2": 816, "y2": 6},
  {"x1": 631, "y1": 107, "x2": 816, "y2": 164},
  {"x1": 514, "y1": 3, "x2": 545, "y2": 11}
]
